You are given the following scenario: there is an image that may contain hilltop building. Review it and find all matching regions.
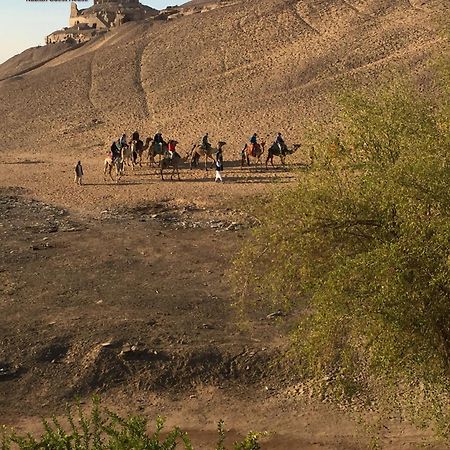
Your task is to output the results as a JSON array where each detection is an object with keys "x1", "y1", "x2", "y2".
[{"x1": 46, "y1": 0, "x2": 158, "y2": 45}]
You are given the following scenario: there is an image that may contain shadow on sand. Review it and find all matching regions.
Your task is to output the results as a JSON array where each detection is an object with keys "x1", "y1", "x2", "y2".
[{"x1": 2, "y1": 160, "x2": 46, "y2": 165}]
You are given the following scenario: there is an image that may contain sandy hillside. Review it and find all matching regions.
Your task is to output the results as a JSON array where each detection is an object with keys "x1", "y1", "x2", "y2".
[
  {"x1": 0, "y1": 42, "x2": 81, "y2": 81},
  {"x1": 0, "y1": 1, "x2": 448, "y2": 448},
  {"x1": 0, "y1": 0, "x2": 445, "y2": 158}
]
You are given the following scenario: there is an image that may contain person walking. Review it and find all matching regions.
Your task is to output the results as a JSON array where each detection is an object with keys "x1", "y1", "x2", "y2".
[
  {"x1": 74, "y1": 161, "x2": 83, "y2": 185},
  {"x1": 214, "y1": 147, "x2": 224, "y2": 182}
]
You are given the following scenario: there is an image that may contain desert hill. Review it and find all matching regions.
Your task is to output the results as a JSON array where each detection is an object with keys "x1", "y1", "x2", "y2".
[
  {"x1": 0, "y1": 0, "x2": 446, "y2": 159},
  {"x1": 0, "y1": 42, "x2": 79, "y2": 82}
]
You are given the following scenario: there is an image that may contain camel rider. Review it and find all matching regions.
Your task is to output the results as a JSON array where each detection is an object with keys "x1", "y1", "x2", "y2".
[
  {"x1": 275, "y1": 132, "x2": 285, "y2": 154},
  {"x1": 167, "y1": 140, "x2": 177, "y2": 159},
  {"x1": 132, "y1": 131, "x2": 140, "y2": 142},
  {"x1": 250, "y1": 133, "x2": 258, "y2": 156},
  {"x1": 110, "y1": 141, "x2": 121, "y2": 162},
  {"x1": 201, "y1": 133, "x2": 211, "y2": 152},
  {"x1": 118, "y1": 134, "x2": 128, "y2": 150},
  {"x1": 154, "y1": 132, "x2": 164, "y2": 154}
]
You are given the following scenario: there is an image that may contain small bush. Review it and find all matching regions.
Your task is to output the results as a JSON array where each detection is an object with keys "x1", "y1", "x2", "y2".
[{"x1": 1, "y1": 398, "x2": 262, "y2": 450}]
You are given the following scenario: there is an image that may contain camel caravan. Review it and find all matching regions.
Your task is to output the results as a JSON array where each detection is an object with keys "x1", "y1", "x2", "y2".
[{"x1": 104, "y1": 130, "x2": 302, "y2": 183}]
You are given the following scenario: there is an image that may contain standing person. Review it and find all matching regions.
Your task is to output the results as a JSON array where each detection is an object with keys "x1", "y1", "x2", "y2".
[
  {"x1": 74, "y1": 161, "x2": 83, "y2": 185},
  {"x1": 214, "y1": 147, "x2": 224, "y2": 182}
]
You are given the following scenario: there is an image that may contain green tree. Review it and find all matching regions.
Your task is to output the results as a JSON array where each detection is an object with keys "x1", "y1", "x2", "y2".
[{"x1": 233, "y1": 64, "x2": 450, "y2": 436}]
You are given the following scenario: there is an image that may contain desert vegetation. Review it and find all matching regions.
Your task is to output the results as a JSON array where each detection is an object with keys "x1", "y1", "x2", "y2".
[
  {"x1": 0, "y1": 399, "x2": 262, "y2": 450},
  {"x1": 233, "y1": 54, "x2": 450, "y2": 438}
]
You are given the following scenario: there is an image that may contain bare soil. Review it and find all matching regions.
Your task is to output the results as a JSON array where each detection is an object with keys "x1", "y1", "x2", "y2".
[
  {"x1": 0, "y1": 0, "x2": 447, "y2": 447},
  {"x1": 0, "y1": 152, "x2": 446, "y2": 449}
]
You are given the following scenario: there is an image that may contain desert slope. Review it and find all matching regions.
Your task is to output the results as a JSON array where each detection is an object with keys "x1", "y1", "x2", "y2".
[
  {"x1": 0, "y1": 0, "x2": 445, "y2": 157},
  {"x1": 0, "y1": 42, "x2": 80, "y2": 81}
]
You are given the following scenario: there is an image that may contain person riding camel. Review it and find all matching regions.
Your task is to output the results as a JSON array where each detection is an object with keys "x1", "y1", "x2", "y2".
[
  {"x1": 118, "y1": 134, "x2": 128, "y2": 150},
  {"x1": 154, "y1": 131, "x2": 164, "y2": 155},
  {"x1": 110, "y1": 141, "x2": 121, "y2": 162},
  {"x1": 275, "y1": 132, "x2": 286, "y2": 154},
  {"x1": 130, "y1": 131, "x2": 142, "y2": 164},
  {"x1": 250, "y1": 133, "x2": 258, "y2": 156},
  {"x1": 201, "y1": 133, "x2": 211, "y2": 152},
  {"x1": 167, "y1": 140, "x2": 177, "y2": 159}
]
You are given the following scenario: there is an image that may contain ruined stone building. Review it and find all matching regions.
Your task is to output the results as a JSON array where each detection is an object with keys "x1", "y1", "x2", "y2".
[{"x1": 46, "y1": 1, "x2": 158, "y2": 45}]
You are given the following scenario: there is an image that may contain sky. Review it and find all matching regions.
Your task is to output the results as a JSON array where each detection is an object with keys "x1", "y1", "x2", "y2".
[{"x1": 0, "y1": 1, "x2": 171, "y2": 64}]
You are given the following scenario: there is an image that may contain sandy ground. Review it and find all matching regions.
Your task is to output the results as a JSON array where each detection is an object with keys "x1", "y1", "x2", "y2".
[
  {"x1": 0, "y1": 149, "x2": 446, "y2": 449},
  {"x1": 0, "y1": 0, "x2": 447, "y2": 447}
]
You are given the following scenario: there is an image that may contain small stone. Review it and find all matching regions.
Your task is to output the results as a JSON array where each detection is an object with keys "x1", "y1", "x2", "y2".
[{"x1": 266, "y1": 310, "x2": 284, "y2": 319}]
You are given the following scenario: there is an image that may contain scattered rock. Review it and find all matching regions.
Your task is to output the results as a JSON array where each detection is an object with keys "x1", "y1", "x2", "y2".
[
  {"x1": 266, "y1": 310, "x2": 285, "y2": 319},
  {"x1": 0, "y1": 363, "x2": 22, "y2": 381}
]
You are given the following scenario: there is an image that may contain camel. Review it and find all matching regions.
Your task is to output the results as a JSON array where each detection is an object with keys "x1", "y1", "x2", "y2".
[
  {"x1": 160, "y1": 146, "x2": 188, "y2": 181},
  {"x1": 241, "y1": 141, "x2": 266, "y2": 167},
  {"x1": 104, "y1": 156, "x2": 124, "y2": 183},
  {"x1": 190, "y1": 141, "x2": 227, "y2": 170},
  {"x1": 266, "y1": 143, "x2": 301, "y2": 168},
  {"x1": 130, "y1": 137, "x2": 152, "y2": 166},
  {"x1": 121, "y1": 145, "x2": 134, "y2": 172},
  {"x1": 148, "y1": 140, "x2": 169, "y2": 166}
]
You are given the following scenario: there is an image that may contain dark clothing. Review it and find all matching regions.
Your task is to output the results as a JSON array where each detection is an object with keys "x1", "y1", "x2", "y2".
[
  {"x1": 215, "y1": 151, "x2": 224, "y2": 171},
  {"x1": 250, "y1": 135, "x2": 257, "y2": 145},
  {"x1": 154, "y1": 133, "x2": 163, "y2": 144},
  {"x1": 202, "y1": 134, "x2": 211, "y2": 151},
  {"x1": 111, "y1": 142, "x2": 120, "y2": 159},
  {"x1": 132, "y1": 131, "x2": 140, "y2": 141},
  {"x1": 118, "y1": 135, "x2": 128, "y2": 149},
  {"x1": 75, "y1": 163, "x2": 83, "y2": 177},
  {"x1": 276, "y1": 134, "x2": 286, "y2": 155}
]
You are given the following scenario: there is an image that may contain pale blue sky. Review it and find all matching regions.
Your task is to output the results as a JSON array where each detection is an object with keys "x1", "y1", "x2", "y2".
[{"x1": 0, "y1": 1, "x2": 171, "y2": 64}]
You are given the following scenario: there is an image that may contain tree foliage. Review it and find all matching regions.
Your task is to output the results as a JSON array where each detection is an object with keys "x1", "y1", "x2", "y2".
[{"x1": 233, "y1": 60, "x2": 450, "y2": 435}]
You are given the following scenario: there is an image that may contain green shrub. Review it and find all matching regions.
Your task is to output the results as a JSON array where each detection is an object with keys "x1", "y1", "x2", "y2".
[
  {"x1": 233, "y1": 59, "x2": 450, "y2": 437},
  {"x1": 1, "y1": 399, "x2": 262, "y2": 450}
]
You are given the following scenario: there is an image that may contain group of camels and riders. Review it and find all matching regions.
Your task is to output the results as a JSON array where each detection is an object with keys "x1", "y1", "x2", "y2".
[{"x1": 104, "y1": 130, "x2": 301, "y2": 182}]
